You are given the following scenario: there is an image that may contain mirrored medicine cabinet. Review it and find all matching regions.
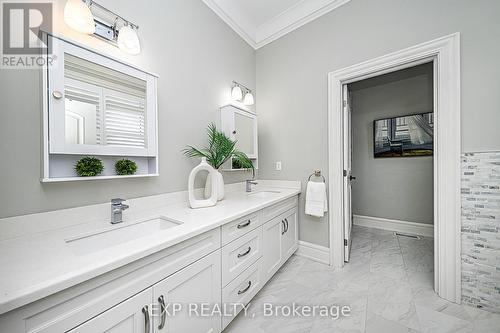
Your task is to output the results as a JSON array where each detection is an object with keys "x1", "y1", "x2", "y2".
[{"x1": 41, "y1": 34, "x2": 158, "y2": 182}]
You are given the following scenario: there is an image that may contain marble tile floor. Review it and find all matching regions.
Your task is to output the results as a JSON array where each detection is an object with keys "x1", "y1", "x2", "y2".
[{"x1": 224, "y1": 225, "x2": 500, "y2": 333}]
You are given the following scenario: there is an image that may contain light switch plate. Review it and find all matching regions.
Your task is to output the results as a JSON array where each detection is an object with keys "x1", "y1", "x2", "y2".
[{"x1": 275, "y1": 161, "x2": 282, "y2": 171}]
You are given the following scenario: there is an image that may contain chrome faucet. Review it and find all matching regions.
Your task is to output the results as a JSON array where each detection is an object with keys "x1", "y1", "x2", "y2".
[
  {"x1": 246, "y1": 180, "x2": 258, "y2": 192},
  {"x1": 111, "y1": 198, "x2": 129, "y2": 224}
]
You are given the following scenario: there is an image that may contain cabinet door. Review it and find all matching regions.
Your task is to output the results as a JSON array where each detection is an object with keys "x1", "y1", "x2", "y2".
[
  {"x1": 233, "y1": 111, "x2": 257, "y2": 158},
  {"x1": 262, "y1": 216, "x2": 283, "y2": 282},
  {"x1": 281, "y1": 208, "x2": 298, "y2": 261},
  {"x1": 68, "y1": 288, "x2": 152, "y2": 333},
  {"x1": 153, "y1": 251, "x2": 221, "y2": 333},
  {"x1": 220, "y1": 105, "x2": 257, "y2": 159}
]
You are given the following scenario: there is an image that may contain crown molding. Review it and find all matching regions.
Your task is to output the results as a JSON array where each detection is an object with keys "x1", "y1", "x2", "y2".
[
  {"x1": 255, "y1": 0, "x2": 351, "y2": 48},
  {"x1": 201, "y1": 0, "x2": 257, "y2": 49},
  {"x1": 202, "y1": 0, "x2": 351, "y2": 50}
]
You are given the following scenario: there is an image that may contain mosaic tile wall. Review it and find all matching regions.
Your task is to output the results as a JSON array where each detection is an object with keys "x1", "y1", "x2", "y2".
[{"x1": 461, "y1": 151, "x2": 500, "y2": 313}]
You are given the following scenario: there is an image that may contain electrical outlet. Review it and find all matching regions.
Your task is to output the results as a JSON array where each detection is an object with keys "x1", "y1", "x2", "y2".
[{"x1": 275, "y1": 161, "x2": 282, "y2": 171}]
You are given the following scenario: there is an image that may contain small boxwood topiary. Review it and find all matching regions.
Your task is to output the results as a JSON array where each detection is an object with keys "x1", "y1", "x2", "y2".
[
  {"x1": 75, "y1": 156, "x2": 104, "y2": 177},
  {"x1": 115, "y1": 159, "x2": 138, "y2": 175}
]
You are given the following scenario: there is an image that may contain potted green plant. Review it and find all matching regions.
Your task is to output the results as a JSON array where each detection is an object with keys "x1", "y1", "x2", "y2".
[
  {"x1": 75, "y1": 156, "x2": 104, "y2": 177},
  {"x1": 115, "y1": 159, "x2": 138, "y2": 175},
  {"x1": 183, "y1": 123, "x2": 254, "y2": 200}
]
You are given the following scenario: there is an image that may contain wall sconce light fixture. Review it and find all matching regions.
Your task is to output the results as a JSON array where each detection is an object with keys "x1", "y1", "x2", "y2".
[
  {"x1": 63, "y1": 0, "x2": 141, "y2": 55},
  {"x1": 116, "y1": 24, "x2": 141, "y2": 55},
  {"x1": 231, "y1": 85, "x2": 243, "y2": 101},
  {"x1": 64, "y1": 0, "x2": 95, "y2": 34},
  {"x1": 231, "y1": 81, "x2": 254, "y2": 106}
]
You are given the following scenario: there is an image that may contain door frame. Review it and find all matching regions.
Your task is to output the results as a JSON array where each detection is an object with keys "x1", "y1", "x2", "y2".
[{"x1": 327, "y1": 33, "x2": 461, "y2": 303}]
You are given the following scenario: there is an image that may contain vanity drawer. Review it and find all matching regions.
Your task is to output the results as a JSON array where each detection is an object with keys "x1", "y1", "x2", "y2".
[
  {"x1": 222, "y1": 227, "x2": 262, "y2": 286},
  {"x1": 222, "y1": 212, "x2": 261, "y2": 246},
  {"x1": 222, "y1": 258, "x2": 263, "y2": 329},
  {"x1": 262, "y1": 196, "x2": 298, "y2": 222}
]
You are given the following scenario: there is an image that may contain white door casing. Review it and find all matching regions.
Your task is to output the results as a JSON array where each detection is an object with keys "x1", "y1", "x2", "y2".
[{"x1": 328, "y1": 33, "x2": 461, "y2": 303}]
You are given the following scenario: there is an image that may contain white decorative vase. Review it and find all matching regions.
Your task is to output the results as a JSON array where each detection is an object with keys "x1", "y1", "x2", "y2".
[
  {"x1": 204, "y1": 169, "x2": 224, "y2": 201},
  {"x1": 188, "y1": 158, "x2": 218, "y2": 209}
]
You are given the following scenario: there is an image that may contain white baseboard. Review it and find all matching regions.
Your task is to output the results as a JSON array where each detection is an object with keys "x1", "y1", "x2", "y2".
[
  {"x1": 353, "y1": 215, "x2": 434, "y2": 238},
  {"x1": 295, "y1": 241, "x2": 330, "y2": 265}
]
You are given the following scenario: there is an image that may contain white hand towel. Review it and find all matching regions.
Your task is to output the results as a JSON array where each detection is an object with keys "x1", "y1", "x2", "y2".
[{"x1": 305, "y1": 181, "x2": 328, "y2": 218}]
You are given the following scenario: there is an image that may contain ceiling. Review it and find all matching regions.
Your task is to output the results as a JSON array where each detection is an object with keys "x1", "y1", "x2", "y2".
[{"x1": 202, "y1": 0, "x2": 351, "y2": 49}]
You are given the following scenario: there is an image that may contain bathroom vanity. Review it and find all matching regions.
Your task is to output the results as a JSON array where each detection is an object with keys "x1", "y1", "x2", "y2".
[{"x1": 0, "y1": 182, "x2": 300, "y2": 332}]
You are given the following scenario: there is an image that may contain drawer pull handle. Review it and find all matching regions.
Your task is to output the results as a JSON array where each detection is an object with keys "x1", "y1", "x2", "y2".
[
  {"x1": 285, "y1": 218, "x2": 289, "y2": 233},
  {"x1": 158, "y1": 295, "x2": 166, "y2": 329},
  {"x1": 142, "y1": 305, "x2": 150, "y2": 333},
  {"x1": 238, "y1": 281, "x2": 252, "y2": 295},
  {"x1": 237, "y1": 220, "x2": 251, "y2": 229},
  {"x1": 237, "y1": 246, "x2": 252, "y2": 258},
  {"x1": 281, "y1": 220, "x2": 286, "y2": 235}
]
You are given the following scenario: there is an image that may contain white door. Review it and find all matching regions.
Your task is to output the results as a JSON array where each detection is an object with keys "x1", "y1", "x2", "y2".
[
  {"x1": 343, "y1": 85, "x2": 354, "y2": 262},
  {"x1": 67, "y1": 288, "x2": 153, "y2": 333},
  {"x1": 281, "y1": 208, "x2": 298, "y2": 261},
  {"x1": 153, "y1": 251, "x2": 221, "y2": 333},
  {"x1": 262, "y1": 216, "x2": 283, "y2": 282}
]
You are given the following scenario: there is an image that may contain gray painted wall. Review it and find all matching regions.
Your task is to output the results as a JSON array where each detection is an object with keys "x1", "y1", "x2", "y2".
[
  {"x1": 350, "y1": 64, "x2": 434, "y2": 225},
  {"x1": 0, "y1": 0, "x2": 255, "y2": 218},
  {"x1": 256, "y1": 0, "x2": 500, "y2": 247}
]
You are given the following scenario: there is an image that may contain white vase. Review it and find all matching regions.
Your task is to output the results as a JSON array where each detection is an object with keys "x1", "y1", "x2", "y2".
[
  {"x1": 188, "y1": 158, "x2": 218, "y2": 209},
  {"x1": 204, "y1": 169, "x2": 224, "y2": 201}
]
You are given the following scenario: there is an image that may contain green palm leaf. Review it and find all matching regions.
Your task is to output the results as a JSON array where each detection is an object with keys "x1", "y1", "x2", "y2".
[{"x1": 183, "y1": 123, "x2": 254, "y2": 171}]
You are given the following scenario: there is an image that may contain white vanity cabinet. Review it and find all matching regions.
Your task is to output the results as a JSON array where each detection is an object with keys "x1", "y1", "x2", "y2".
[
  {"x1": 262, "y1": 199, "x2": 299, "y2": 281},
  {"x1": 0, "y1": 194, "x2": 299, "y2": 333},
  {"x1": 67, "y1": 288, "x2": 152, "y2": 333},
  {"x1": 281, "y1": 208, "x2": 298, "y2": 260},
  {"x1": 153, "y1": 251, "x2": 222, "y2": 333},
  {"x1": 262, "y1": 214, "x2": 284, "y2": 281},
  {"x1": 67, "y1": 251, "x2": 222, "y2": 333}
]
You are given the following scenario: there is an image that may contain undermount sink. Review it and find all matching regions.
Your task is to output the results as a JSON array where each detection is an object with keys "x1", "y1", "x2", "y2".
[
  {"x1": 247, "y1": 190, "x2": 281, "y2": 198},
  {"x1": 65, "y1": 217, "x2": 182, "y2": 255}
]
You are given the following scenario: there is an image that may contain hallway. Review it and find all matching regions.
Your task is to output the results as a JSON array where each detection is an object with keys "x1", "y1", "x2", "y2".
[{"x1": 226, "y1": 226, "x2": 500, "y2": 332}]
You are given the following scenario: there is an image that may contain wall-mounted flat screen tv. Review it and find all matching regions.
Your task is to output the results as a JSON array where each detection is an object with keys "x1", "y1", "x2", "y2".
[{"x1": 374, "y1": 112, "x2": 433, "y2": 158}]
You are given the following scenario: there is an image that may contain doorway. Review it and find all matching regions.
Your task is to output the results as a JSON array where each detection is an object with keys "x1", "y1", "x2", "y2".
[
  {"x1": 327, "y1": 34, "x2": 461, "y2": 303},
  {"x1": 343, "y1": 63, "x2": 435, "y2": 263}
]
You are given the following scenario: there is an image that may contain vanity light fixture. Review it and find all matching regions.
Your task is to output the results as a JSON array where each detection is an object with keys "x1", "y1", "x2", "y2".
[
  {"x1": 64, "y1": 0, "x2": 95, "y2": 34},
  {"x1": 231, "y1": 84, "x2": 243, "y2": 101},
  {"x1": 63, "y1": 0, "x2": 141, "y2": 55},
  {"x1": 117, "y1": 24, "x2": 141, "y2": 55},
  {"x1": 231, "y1": 81, "x2": 255, "y2": 106},
  {"x1": 243, "y1": 91, "x2": 255, "y2": 106}
]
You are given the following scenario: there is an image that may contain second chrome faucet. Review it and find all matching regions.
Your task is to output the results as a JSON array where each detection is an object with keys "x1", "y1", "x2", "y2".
[{"x1": 245, "y1": 180, "x2": 258, "y2": 192}]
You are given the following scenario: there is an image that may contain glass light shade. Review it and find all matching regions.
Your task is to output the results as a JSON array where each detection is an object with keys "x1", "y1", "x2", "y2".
[
  {"x1": 64, "y1": 0, "x2": 95, "y2": 34},
  {"x1": 117, "y1": 25, "x2": 141, "y2": 55},
  {"x1": 243, "y1": 92, "x2": 255, "y2": 105},
  {"x1": 231, "y1": 85, "x2": 243, "y2": 101}
]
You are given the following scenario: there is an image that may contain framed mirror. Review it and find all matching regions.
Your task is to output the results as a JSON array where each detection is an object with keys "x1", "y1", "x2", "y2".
[
  {"x1": 220, "y1": 104, "x2": 258, "y2": 171},
  {"x1": 47, "y1": 35, "x2": 157, "y2": 157}
]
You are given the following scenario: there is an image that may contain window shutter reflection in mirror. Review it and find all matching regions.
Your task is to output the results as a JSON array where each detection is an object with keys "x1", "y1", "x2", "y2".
[
  {"x1": 103, "y1": 90, "x2": 146, "y2": 148},
  {"x1": 64, "y1": 54, "x2": 147, "y2": 148}
]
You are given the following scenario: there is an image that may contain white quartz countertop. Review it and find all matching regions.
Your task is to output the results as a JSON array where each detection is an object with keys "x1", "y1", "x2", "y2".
[{"x1": 0, "y1": 184, "x2": 300, "y2": 315}]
